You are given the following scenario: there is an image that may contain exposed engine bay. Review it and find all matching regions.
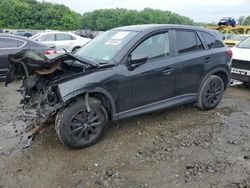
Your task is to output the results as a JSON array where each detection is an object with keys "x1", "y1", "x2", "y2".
[{"x1": 5, "y1": 50, "x2": 100, "y2": 123}]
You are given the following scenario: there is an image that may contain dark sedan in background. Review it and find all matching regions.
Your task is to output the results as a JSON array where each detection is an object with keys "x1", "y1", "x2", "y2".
[{"x1": 0, "y1": 34, "x2": 56, "y2": 78}]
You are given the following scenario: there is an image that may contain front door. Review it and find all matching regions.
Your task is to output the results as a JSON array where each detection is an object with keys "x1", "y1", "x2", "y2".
[{"x1": 117, "y1": 31, "x2": 177, "y2": 117}]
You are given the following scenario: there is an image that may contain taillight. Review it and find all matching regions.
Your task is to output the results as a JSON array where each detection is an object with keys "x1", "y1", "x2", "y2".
[
  {"x1": 225, "y1": 49, "x2": 233, "y2": 58},
  {"x1": 44, "y1": 49, "x2": 57, "y2": 55}
]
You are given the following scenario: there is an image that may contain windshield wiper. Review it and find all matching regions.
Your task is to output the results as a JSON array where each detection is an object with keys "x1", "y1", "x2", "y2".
[{"x1": 63, "y1": 50, "x2": 99, "y2": 68}]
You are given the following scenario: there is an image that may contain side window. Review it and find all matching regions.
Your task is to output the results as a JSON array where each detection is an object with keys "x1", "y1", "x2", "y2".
[
  {"x1": 132, "y1": 32, "x2": 170, "y2": 61},
  {"x1": 56, "y1": 34, "x2": 74, "y2": 41},
  {"x1": 39, "y1": 34, "x2": 55, "y2": 42},
  {"x1": 214, "y1": 40, "x2": 224, "y2": 48},
  {"x1": 201, "y1": 32, "x2": 215, "y2": 49},
  {"x1": 0, "y1": 38, "x2": 18, "y2": 48},
  {"x1": 176, "y1": 31, "x2": 204, "y2": 54}
]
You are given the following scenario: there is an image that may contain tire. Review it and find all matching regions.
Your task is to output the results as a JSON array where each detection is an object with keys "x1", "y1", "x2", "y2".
[
  {"x1": 197, "y1": 75, "x2": 224, "y2": 110},
  {"x1": 243, "y1": 81, "x2": 250, "y2": 87},
  {"x1": 55, "y1": 98, "x2": 108, "y2": 148}
]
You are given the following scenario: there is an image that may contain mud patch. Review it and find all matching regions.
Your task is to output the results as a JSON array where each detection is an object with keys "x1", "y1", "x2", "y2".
[{"x1": 0, "y1": 83, "x2": 250, "y2": 188}]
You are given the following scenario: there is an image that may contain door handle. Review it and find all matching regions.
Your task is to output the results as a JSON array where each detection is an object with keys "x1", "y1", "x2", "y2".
[
  {"x1": 204, "y1": 57, "x2": 212, "y2": 63},
  {"x1": 162, "y1": 68, "x2": 174, "y2": 75}
]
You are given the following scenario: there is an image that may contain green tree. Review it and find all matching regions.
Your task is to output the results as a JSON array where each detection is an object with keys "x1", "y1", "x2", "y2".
[
  {"x1": 243, "y1": 16, "x2": 250, "y2": 26},
  {"x1": 238, "y1": 16, "x2": 246, "y2": 25},
  {"x1": 0, "y1": 0, "x2": 81, "y2": 30},
  {"x1": 81, "y1": 8, "x2": 194, "y2": 31}
]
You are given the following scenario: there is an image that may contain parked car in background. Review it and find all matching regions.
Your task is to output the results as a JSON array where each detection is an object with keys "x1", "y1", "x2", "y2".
[
  {"x1": 0, "y1": 34, "x2": 56, "y2": 78},
  {"x1": 224, "y1": 34, "x2": 250, "y2": 48},
  {"x1": 218, "y1": 17, "x2": 236, "y2": 27},
  {"x1": 31, "y1": 31, "x2": 91, "y2": 53},
  {"x1": 221, "y1": 33, "x2": 235, "y2": 40},
  {"x1": 74, "y1": 29, "x2": 104, "y2": 39},
  {"x1": 74, "y1": 29, "x2": 95, "y2": 39},
  {"x1": 6, "y1": 24, "x2": 232, "y2": 148},
  {"x1": 231, "y1": 37, "x2": 250, "y2": 85},
  {"x1": 11, "y1": 30, "x2": 33, "y2": 37}
]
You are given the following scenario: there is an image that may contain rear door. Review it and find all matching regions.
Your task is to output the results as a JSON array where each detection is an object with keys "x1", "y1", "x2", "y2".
[
  {"x1": 0, "y1": 37, "x2": 26, "y2": 77},
  {"x1": 55, "y1": 33, "x2": 76, "y2": 52},
  {"x1": 37, "y1": 34, "x2": 56, "y2": 49},
  {"x1": 172, "y1": 30, "x2": 207, "y2": 95}
]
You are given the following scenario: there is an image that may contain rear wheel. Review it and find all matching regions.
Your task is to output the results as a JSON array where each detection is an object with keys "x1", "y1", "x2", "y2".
[
  {"x1": 55, "y1": 98, "x2": 108, "y2": 148},
  {"x1": 197, "y1": 75, "x2": 224, "y2": 110}
]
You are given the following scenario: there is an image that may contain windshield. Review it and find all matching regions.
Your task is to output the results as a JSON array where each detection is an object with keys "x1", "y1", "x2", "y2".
[
  {"x1": 237, "y1": 37, "x2": 250, "y2": 49},
  {"x1": 75, "y1": 30, "x2": 138, "y2": 62},
  {"x1": 229, "y1": 35, "x2": 248, "y2": 41}
]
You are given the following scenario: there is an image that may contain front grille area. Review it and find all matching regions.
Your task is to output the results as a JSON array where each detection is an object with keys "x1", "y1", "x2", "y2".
[{"x1": 232, "y1": 59, "x2": 250, "y2": 70}]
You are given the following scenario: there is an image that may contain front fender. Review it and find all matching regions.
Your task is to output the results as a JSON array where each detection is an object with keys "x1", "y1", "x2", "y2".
[{"x1": 57, "y1": 69, "x2": 117, "y2": 115}]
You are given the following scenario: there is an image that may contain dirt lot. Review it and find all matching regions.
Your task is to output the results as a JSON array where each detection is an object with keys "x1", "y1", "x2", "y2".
[{"x1": 0, "y1": 81, "x2": 249, "y2": 188}]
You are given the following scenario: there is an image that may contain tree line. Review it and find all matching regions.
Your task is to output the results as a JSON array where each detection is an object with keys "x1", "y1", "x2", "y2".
[
  {"x1": 81, "y1": 8, "x2": 194, "y2": 31},
  {"x1": 237, "y1": 16, "x2": 250, "y2": 26},
  {"x1": 0, "y1": 0, "x2": 194, "y2": 31},
  {"x1": 0, "y1": 0, "x2": 249, "y2": 31},
  {"x1": 0, "y1": 0, "x2": 81, "y2": 30}
]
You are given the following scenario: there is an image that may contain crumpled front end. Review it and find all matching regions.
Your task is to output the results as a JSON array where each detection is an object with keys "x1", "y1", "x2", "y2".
[{"x1": 5, "y1": 49, "x2": 89, "y2": 123}]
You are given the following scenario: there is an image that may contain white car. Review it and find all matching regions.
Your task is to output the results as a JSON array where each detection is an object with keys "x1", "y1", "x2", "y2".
[
  {"x1": 31, "y1": 31, "x2": 91, "y2": 54},
  {"x1": 231, "y1": 36, "x2": 250, "y2": 84}
]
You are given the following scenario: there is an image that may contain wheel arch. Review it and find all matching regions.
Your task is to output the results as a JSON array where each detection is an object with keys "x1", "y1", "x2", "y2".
[
  {"x1": 63, "y1": 87, "x2": 117, "y2": 120},
  {"x1": 199, "y1": 68, "x2": 230, "y2": 93}
]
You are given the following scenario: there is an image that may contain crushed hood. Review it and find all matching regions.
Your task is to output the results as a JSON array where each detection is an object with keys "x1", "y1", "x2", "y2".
[{"x1": 5, "y1": 49, "x2": 100, "y2": 86}]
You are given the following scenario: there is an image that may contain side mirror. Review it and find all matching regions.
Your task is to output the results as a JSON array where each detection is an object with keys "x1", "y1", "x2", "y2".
[{"x1": 130, "y1": 53, "x2": 148, "y2": 65}]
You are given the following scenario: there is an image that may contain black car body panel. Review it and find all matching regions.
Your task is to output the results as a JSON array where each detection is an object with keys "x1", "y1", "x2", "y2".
[{"x1": 6, "y1": 24, "x2": 231, "y2": 123}]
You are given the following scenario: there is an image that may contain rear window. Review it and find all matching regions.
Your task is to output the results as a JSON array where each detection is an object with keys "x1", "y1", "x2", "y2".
[
  {"x1": 39, "y1": 34, "x2": 55, "y2": 42},
  {"x1": 201, "y1": 32, "x2": 215, "y2": 49},
  {"x1": 201, "y1": 32, "x2": 224, "y2": 49},
  {"x1": 56, "y1": 34, "x2": 74, "y2": 41},
  {"x1": 176, "y1": 31, "x2": 204, "y2": 54},
  {"x1": 0, "y1": 38, "x2": 25, "y2": 49}
]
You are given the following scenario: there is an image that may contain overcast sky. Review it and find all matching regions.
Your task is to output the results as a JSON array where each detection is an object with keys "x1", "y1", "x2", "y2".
[{"x1": 40, "y1": 0, "x2": 250, "y2": 23}]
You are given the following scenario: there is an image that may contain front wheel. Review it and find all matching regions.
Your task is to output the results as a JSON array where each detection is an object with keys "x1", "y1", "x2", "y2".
[
  {"x1": 55, "y1": 98, "x2": 108, "y2": 148},
  {"x1": 197, "y1": 75, "x2": 224, "y2": 110}
]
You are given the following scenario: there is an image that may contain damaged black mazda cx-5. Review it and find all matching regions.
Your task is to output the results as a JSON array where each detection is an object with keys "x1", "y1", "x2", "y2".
[{"x1": 6, "y1": 24, "x2": 232, "y2": 148}]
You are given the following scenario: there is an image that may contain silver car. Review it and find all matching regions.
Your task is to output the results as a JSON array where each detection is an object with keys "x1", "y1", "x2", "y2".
[{"x1": 31, "y1": 31, "x2": 91, "y2": 53}]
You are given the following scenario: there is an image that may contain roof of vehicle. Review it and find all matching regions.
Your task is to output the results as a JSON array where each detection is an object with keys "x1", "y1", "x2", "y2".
[
  {"x1": 0, "y1": 33, "x2": 48, "y2": 47},
  {"x1": 0, "y1": 33, "x2": 32, "y2": 41},
  {"x1": 112, "y1": 24, "x2": 219, "y2": 36},
  {"x1": 35, "y1": 31, "x2": 77, "y2": 36}
]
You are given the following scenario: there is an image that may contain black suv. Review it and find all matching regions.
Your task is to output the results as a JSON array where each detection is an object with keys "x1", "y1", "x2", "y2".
[{"x1": 6, "y1": 24, "x2": 232, "y2": 148}]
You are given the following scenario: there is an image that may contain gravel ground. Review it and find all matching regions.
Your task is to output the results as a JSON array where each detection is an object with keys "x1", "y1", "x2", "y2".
[{"x1": 0, "y1": 82, "x2": 249, "y2": 188}]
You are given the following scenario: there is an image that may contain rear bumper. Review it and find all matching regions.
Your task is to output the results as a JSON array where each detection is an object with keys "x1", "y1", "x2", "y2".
[{"x1": 231, "y1": 73, "x2": 250, "y2": 82}]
